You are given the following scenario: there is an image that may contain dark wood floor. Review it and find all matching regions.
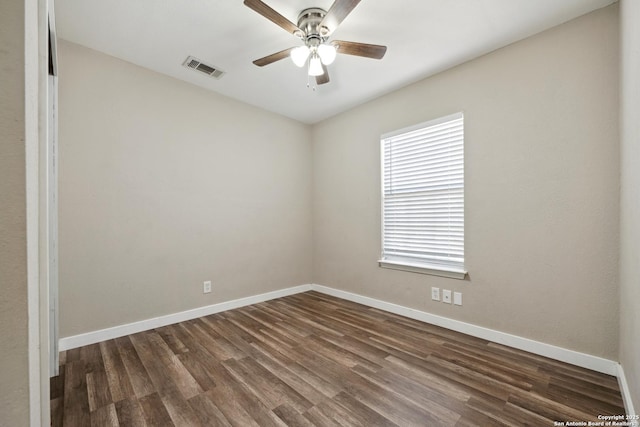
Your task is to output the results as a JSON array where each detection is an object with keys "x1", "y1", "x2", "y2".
[{"x1": 51, "y1": 291, "x2": 625, "y2": 426}]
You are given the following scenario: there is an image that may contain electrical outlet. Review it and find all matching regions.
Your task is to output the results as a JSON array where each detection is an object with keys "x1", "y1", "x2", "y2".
[
  {"x1": 442, "y1": 289, "x2": 452, "y2": 304},
  {"x1": 431, "y1": 287, "x2": 440, "y2": 301},
  {"x1": 203, "y1": 280, "x2": 212, "y2": 294},
  {"x1": 454, "y1": 292, "x2": 462, "y2": 306}
]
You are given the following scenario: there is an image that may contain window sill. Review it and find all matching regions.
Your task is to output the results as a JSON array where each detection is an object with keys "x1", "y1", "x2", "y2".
[{"x1": 378, "y1": 260, "x2": 467, "y2": 280}]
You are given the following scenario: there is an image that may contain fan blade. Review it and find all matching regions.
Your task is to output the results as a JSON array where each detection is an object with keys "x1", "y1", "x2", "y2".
[
  {"x1": 253, "y1": 47, "x2": 294, "y2": 67},
  {"x1": 332, "y1": 40, "x2": 387, "y2": 59},
  {"x1": 316, "y1": 64, "x2": 330, "y2": 85},
  {"x1": 244, "y1": 0, "x2": 301, "y2": 35},
  {"x1": 320, "y1": 0, "x2": 361, "y2": 34}
]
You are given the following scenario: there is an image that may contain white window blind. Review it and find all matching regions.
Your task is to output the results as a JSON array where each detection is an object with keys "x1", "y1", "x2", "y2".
[{"x1": 380, "y1": 112, "x2": 465, "y2": 277}]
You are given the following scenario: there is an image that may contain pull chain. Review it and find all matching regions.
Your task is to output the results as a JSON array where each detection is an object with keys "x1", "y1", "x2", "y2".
[{"x1": 306, "y1": 60, "x2": 316, "y2": 91}]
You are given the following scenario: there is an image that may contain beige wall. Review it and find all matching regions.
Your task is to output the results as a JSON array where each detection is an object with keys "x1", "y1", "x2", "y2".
[
  {"x1": 58, "y1": 41, "x2": 312, "y2": 337},
  {"x1": 312, "y1": 5, "x2": 619, "y2": 359},
  {"x1": 620, "y1": 0, "x2": 640, "y2": 413},
  {"x1": 0, "y1": 0, "x2": 31, "y2": 424}
]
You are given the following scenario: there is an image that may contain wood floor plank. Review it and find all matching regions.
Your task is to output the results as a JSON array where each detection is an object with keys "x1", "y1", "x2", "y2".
[
  {"x1": 50, "y1": 363, "x2": 65, "y2": 400},
  {"x1": 508, "y1": 388, "x2": 604, "y2": 422},
  {"x1": 114, "y1": 397, "x2": 147, "y2": 427},
  {"x1": 442, "y1": 340, "x2": 543, "y2": 376},
  {"x1": 273, "y1": 301, "x2": 344, "y2": 337},
  {"x1": 331, "y1": 391, "x2": 398, "y2": 427},
  {"x1": 114, "y1": 336, "x2": 155, "y2": 399},
  {"x1": 155, "y1": 325, "x2": 188, "y2": 355},
  {"x1": 541, "y1": 363, "x2": 623, "y2": 395},
  {"x1": 253, "y1": 302, "x2": 291, "y2": 322},
  {"x1": 537, "y1": 381, "x2": 625, "y2": 416},
  {"x1": 247, "y1": 342, "x2": 328, "y2": 405},
  {"x1": 427, "y1": 353, "x2": 526, "y2": 399},
  {"x1": 129, "y1": 332, "x2": 202, "y2": 401},
  {"x1": 318, "y1": 332, "x2": 390, "y2": 367},
  {"x1": 431, "y1": 345, "x2": 537, "y2": 390},
  {"x1": 160, "y1": 388, "x2": 203, "y2": 427},
  {"x1": 65, "y1": 347, "x2": 82, "y2": 363},
  {"x1": 273, "y1": 403, "x2": 316, "y2": 427},
  {"x1": 465, "y1": 395, "x2": 542, "y2": 426},
  {"x1": 302, "y1": 405, "x2": 342, "y2": 427},
  {"x1": 343, "y1": 371, "x2": 446, "y2": 426},
  {"x1": 225, "y1": 356, "x2": 313, "y2": 413},
  {"x1": 100, "y1": 340, "x2": 136, "y2": 402},
  {"x1": 80, "y1": 343, "x2": 104, "y2": 373},
  {"x1": 548, "y1": 375, "x2": 625, "y2": 408},
  {"x1": 210, "y1": 365, "x2": 292, "y2": 427},
  {"x1": 169, "y1": 322, "x2": 233, "y2": 363},
  {"x1": 176, "y1": 351, "x2": 217, "y2": 392},
  {"x1": 351, "y1": 364, "x2": 462, "y2": 425},
  {"x1": 185, "y1": 320, "x2": 237, "y2": 361},
  {"x1": 456, "y1": 406, "x2": 513, "y2": 427},
  {"x1": 86, "y1": 368, "x2": 113, "y2": 412},
  {"x1": 312, "y1": 397, "x2": 378, "y2": 427},
  {"x1": 286, "y1": 360, "x2": 344, "y2": 399},
  {"x1": 305, "y1": 334, "x2": 383, "y2": 372},
  {"x1": 144, "y1": 331, "x2": 204, "y2": 399},
  {"x1": 63, "y1": 360, "x2": 91, "y2": 427},
  {"x1": 138, "y1": 392, "x2": 175, "y2": 427},
  {"x1": 503, "y1": 400, "x2": 558, "y2": 426},
  {"x1": 269, "y1": 321, "x2": 310, "y2": 342},
  {"x1": 383, "y1": 354, "x2": 473, "y2": 402},
  {"x1": 90, "y1": 403, "x2": 119, "y2": 427},
  {"x1": 53, "y1": 292, "x2": 626, "y2": 427},
  {"x1": 188, "y1": 392, "x2": 233, "y2": 427},
  {"x1": 200, "y1": 316, "x2": 256, "y2": 356},
  {"x1": 204, "y1": 387, "x2": 261, "y2": 427},
  {"x1": 50, "y1": 396, "x2": 64, "y2": 427},
  {"x1": 236, "y1": 306, "x2": 282, "y2": 330}
]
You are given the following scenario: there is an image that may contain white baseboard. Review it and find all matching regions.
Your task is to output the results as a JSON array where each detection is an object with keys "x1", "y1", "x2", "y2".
[
  {"x1": 58, "y1": 284, "x2": 312, "y2": 351},
  {"x1": 59, "y1": 282, "x2": 619, "y2": 380},
  {"x1": 310, "y1": 284, "x2": 619, "y2": 376},
  {"x1": 617, "y1": 364, "x2": 638, "y2": 417}
]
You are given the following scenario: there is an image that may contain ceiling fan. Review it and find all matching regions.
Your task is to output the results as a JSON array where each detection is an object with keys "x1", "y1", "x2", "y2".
[{"x1": 244, "y1": 0, "x2": 387, "y2": 87}]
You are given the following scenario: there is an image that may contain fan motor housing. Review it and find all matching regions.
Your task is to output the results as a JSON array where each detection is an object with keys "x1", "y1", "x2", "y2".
[{"x1": 297, "y1": 7, "x2": 329, "y2": 44}]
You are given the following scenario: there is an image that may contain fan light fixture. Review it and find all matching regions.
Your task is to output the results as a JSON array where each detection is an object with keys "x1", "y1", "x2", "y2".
[
  {"x1": 318, "y1": 44, "x2": 337, "y2": 65},
  {"x1": 291, "y1": 46, "x2": 310, "y2": 67},
  {"x1": 308, "y1": 54, "x2": 324, "y2": 76},
  {"x1": 291, "y1": 44, "x2": 336, "y2": 75},
  {"x1": 244, "y1": 1, "x2": 388, "y2": 88}
]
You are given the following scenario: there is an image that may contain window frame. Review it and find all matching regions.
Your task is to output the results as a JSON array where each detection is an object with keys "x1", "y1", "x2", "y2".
[{"x1": 378, "y1": 112, "x2": 467, "y2": 280}]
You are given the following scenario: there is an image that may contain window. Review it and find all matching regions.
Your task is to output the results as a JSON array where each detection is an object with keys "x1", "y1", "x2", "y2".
[{"x1": 379, "y1": 112, "x2": 466, "y2": 279}]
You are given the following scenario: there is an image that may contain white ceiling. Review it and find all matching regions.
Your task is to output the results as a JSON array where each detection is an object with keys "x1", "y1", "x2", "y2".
[{"x1": 55, "y1": 0, "x2": 615, "y2": 124}]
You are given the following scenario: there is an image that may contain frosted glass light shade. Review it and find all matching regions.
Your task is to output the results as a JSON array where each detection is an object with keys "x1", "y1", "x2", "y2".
[
  {"x1": 290, "y1": 46, "x2": 310, "y2": 67},
  {"x1": 308, "y1": 55, "x2": 324, "y2": 76},
  {"x1": 318, "y1": 44, "x2": 337, "y2": 65}
]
